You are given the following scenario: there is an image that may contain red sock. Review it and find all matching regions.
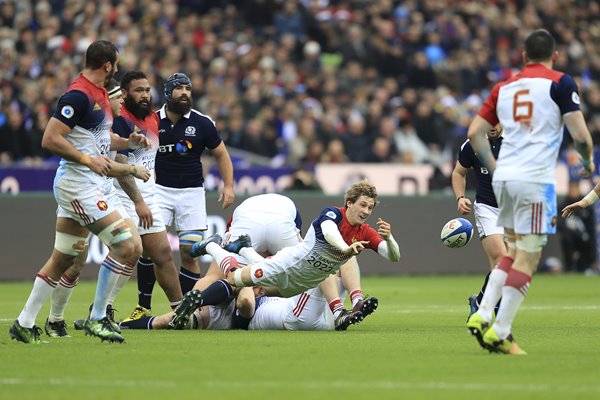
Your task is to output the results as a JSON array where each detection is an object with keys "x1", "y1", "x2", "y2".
[
  {"x1": 497, "y1": 256, "x2": 514, "y2": 273},
  {"x1": 219, "y1": 256, "x2": 239, "y2": 275},
  {"x1": 350, "y1": 289, "x2": 364, "y2": 307},
  {"x1": 328, "y1": 298, "x2": 344, "y2": 316},
  {"x1": 505, "y1": 269, "x2": 531, "y2": 296}
]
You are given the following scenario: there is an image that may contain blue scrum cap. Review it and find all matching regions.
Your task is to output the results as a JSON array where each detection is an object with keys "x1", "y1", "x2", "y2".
[{"x1": 164, "y1": 73, "x2": 191, "y2": 101}]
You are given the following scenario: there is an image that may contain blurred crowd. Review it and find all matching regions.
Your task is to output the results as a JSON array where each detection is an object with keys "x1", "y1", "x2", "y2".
[{"x1": 1, "y1": 0, "x2": 600, "y2": 183}]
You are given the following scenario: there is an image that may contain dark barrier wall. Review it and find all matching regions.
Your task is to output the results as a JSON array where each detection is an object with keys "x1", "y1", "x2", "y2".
[{"x1": 0, "y1": 193, "x2": 562, "y2": 280}]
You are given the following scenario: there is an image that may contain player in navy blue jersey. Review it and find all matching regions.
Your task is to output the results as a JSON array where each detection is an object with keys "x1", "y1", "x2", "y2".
[
  {"x1": 452, "y1": 126, "x2": 506, "y2": 320},
  {"x1": 125, "y1": 73, "x2": 235, "y2": 321}
]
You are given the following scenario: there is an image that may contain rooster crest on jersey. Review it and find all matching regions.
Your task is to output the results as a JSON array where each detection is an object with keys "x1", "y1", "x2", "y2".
[{"x1": 440, "y1": 218, "x2": 473, "y2": 248}]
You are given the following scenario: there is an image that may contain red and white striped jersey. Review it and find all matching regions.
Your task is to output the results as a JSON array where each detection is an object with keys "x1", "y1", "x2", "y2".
[{"x1": 478, "y1": 63, "x2": 580, "y2": 183}]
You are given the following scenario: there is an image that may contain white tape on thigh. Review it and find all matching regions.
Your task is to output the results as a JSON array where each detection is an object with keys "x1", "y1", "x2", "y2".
[
  {"x1": 233, "y1": 268, "x2": 244, "y2": 287},
  {"x1": 516, "y1": 234, "x2": 547, "y2": 252},
  {"x1": 98, "y1": 219, "x2": 132, "y2": 246},
  {"x1": 54, "y1": 232, "x2": 88, "y2": 256}
]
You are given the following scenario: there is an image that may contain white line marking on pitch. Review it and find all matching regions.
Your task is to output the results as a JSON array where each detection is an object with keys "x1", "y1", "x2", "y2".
[{"x1": 1, "y1": 378, "x2": 599, "y2": 393}]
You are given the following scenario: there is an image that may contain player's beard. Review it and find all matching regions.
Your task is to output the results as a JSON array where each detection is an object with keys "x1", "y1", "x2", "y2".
[
  {"x1": 125, "y1": 96, "x2": 152, "y2": 120},
  {"x1": 103, "y1": 67, "x2": 117, "y2": 88},
  {"x1": 167, "y1": 95, "x2": 192, "y2": 115}
]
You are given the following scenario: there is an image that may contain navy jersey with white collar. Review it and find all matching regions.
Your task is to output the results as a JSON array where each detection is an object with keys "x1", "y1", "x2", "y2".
[
  {"x1": 458, "y1": 137, "x2": 502, "y2": 208},
  {"x1": 155, "y1": 104, "x2": 222, "y2": 188}
]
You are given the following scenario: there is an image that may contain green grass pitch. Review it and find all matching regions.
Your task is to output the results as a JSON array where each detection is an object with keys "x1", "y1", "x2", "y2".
[{"x1": 0, "y1": 275, "x2": 599, "y2": 400}]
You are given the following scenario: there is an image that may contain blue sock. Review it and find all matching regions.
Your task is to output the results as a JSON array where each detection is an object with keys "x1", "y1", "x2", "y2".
[
  {"x1": 120, "y1": 316, "x2": 155, "y2": 330},
  {"x1": 199, "y1": 279, "x2": 233, "y2": 306},
  {"x1": 179, "y1": 266, "x2": 200, "y2": 294},
  {"x1": 90, "y1": 257, "x2": 123, "y2": 320},
  {"x1": 137, "y1": 257, "x2": 155, "y2": 310}
]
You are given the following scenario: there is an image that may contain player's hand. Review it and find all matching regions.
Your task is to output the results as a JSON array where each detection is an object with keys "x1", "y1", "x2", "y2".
[
  {"x1": 345, "y1": 241, "x2": 369, "y2": 255},
  {"x1": 129, "y1": 133, "x2": 151, "y2": 150},
  {"x1": 580, "y1": 160, "x2": 595, "y2": 178},
  {"x1": 88, "y1": 155, "x2": 111, "y2": 176},
  {"x1": 457, "y1": 197, "x2": 472, "y2": 215},
  {"x1": 131, "y1": 165, "x2": 151, "y2": 182},
  {"x1": 135, "y1": 201, "x2": 153, "y2": 229},
  {"x1": 561, "y1": 200, "x2": 589, "y2": 219},
  {"x1": 376, "y1": 218, "x2": 391, "y2": 240},
  {"x1": 219, "y1": 185, "x2": 235, "y2": 209}
]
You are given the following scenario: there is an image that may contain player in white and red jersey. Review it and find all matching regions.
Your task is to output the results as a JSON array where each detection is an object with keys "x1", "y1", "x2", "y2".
[
  {"x1": 169, "y1": 180, "x2": 400, "y2": 330},
  {"x1": 466, "y1": 29, "x2": 594, "y2": 355},
  {"x1": 9, "y1": 41, "x2": 152, "y2": 344},
  {"x1": 112, "y1": 71, "x2": 184, "y2": 317}
]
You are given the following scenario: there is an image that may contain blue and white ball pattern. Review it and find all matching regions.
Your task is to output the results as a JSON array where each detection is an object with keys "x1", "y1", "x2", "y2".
[{"x1": 440, "y1": 218, "x2": 473, "y2": 248}]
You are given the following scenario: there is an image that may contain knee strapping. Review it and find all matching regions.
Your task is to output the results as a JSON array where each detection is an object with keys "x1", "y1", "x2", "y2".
[
  {"x1": 54, "y1": 232, "x2": 89, "y2": 256},
  {"x1": 233, "y1": 268, "x2": 244, "y2": 287},
  {"x1": 178, "y1": 231, "x2": 204, "y2": 246},
  {"x1": 516, "y1": 234, "x2": 547, "y2": 252},
  {"x1": 98, "y1": 219, "x2": 132, "y2": 247}
]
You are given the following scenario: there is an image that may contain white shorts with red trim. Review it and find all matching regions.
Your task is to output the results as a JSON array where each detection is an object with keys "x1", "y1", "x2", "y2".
[
  {"x1": 248, "y1": 285, "x2": 334, "y2": 331},
  {"x1": 54, "y1": 178, "x2": 125, "y2": 226},
  {"x1": 492, "y1": 180, "x2": 557, "y2": 235}
]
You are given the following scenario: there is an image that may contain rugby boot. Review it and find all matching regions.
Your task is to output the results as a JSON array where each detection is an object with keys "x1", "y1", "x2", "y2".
[
  {"x1": 190, "y1": 234, "x2": 223, "y2": 257},
  {"x1": 223, "y1": 234, "x2": 252, "y2": 254},
  {"x1": 334, "y1": 309, "x2": 364, "y2": 331},
  {"x1": 169, "y1": 290, "x2": 203, "y2": 330},
  {"x1": 9, "y1": 320, "x2": 42, "y2": 344},
  {"x1": 45, "y1": 318, "x2": 70, "y2": 338},
  {"x1": 483, "y1": 327, "x2": 527, "y2": 355}
]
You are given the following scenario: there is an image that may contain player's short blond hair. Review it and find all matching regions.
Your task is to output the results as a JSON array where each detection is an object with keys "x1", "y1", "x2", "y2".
[{"x1": 344, "y1": 179, "x2": 379, "y2": 207}]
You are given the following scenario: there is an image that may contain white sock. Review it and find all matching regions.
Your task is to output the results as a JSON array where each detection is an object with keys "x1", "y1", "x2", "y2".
[
  {"x1": 478, "y1": 268, "x2": 508, "y2": 322},
  {"x1": 239, "y1": 247, "x2": 264, "y2": 263},
  {"x1": 90, "y1": 256, "x2": 126, "y2": 321},
  {"x1": 206, "y1": 242, "x2": 232, "y2": 265},
  {"x1": 49, "y1": 274, "x2": 78, "y2": 322},
  {"x1": 493, "y1": 286, "x2": 526, "y2": 339},
  {"x1": 107, "y1": 263, "x2": 134, "y2": 305},
  {"x1": 18, "y1": 274, "x2": 57, "y2": 328}
]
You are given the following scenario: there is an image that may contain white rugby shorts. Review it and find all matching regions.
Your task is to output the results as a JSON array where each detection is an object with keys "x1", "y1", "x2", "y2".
[
  {"x1": 54, "y1": 178, "x2": 125, "y2": 226},
  {"x1": 492, "y1": 180, "x2": 557, "y2": 235},
  {"x1": 117, "y1": 192, "x2": 166, "y2": 235},
  {"x1": 155, "y1": 184, "x2": 207, "y2": 232},
  {"x1": 473, "y1": 201, "x2": 504, "y2": 239}
]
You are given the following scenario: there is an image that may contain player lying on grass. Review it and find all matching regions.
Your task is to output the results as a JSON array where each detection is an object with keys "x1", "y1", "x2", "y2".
[
  {"x1": 120, "y1": 276, "x2": 365, "y2": 331},
  {"x1": 169, "y1": 180, "x2": 400, "y2": 330}
]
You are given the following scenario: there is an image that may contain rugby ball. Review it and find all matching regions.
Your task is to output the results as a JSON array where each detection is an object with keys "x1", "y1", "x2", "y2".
[{"x1": 440, "y1": 218, "x2": 473, "y2": 248}]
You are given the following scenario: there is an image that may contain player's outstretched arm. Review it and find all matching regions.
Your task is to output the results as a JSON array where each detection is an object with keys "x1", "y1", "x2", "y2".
[
  {"x1": 376, "y1": 218, "x2": 400, "y2": 262},
  {"x1": 562, "y1": 183, "x2": 600, "y2": 218},
  {"x1": 321, "y1": 219, "x2": 352, "y2": 252}
]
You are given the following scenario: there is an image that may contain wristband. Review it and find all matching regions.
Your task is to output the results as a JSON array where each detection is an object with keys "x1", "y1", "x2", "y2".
[
  {"x1": 129, "y1": 165, "x2": 137, "y2": 176},
  {"x1": 583, "y1": 190, "x2": 599, "y2": 206},
  {"x1": 79, "y1": 154, "x2": 92, "y2": 167},
  {"x1": 456, "y1": 195, "x2": 465, "y2": 202}
]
